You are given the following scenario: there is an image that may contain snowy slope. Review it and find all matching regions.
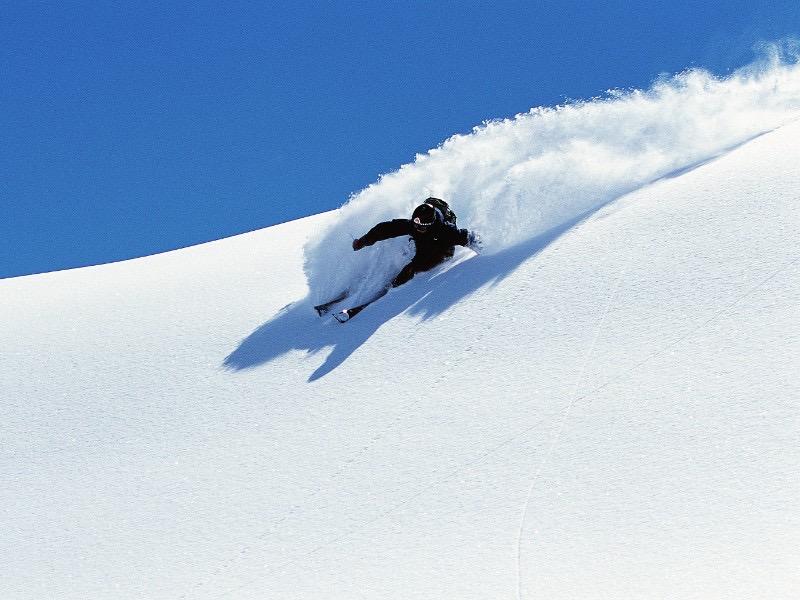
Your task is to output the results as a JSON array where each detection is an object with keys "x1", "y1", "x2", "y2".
[{"x1": 3, "y1": 108, "x2": 800, "y2": 598}]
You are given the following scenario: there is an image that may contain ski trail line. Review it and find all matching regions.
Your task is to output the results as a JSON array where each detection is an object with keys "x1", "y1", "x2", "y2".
[
  {"x1": 208, "y1": 253, "x2": 797, "y2": 600},
  {"x1": 515, "y1": 262, "x2": 628, "y2": 600},
  {"x1": 513, "y1": 251, "x2": 799, "y2": 600},
  {"x1": 585, "y1": 253, "x2": 800, "y2": 400}
]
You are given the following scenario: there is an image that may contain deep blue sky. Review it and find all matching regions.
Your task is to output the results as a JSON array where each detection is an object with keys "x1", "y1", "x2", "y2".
[{"x1": 3, "y1": 1, "x2": 799, "y2": 278}]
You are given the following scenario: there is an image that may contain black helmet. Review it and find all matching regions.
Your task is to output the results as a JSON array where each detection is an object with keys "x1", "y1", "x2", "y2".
[{"x1": 411, "y1": 203, "x2": 437, "y2": 232}]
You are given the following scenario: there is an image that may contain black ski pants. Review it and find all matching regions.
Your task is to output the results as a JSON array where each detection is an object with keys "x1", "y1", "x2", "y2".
[{"x1": 391, "y1": 249, "x2": 453, "y2": 288}]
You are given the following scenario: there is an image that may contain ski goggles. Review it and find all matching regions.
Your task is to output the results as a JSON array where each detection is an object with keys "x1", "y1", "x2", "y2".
[{"x1": 413, "y1": 216, "x2": 434, "y2": 232}]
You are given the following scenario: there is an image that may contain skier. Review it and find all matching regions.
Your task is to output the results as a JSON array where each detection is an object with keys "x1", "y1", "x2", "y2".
[
  {"x1": 351, "y1": 199, "x2": 480, "y2": 287},
  {"x1": 316, "y1": 198, "x2": 480, "y2": 321}
]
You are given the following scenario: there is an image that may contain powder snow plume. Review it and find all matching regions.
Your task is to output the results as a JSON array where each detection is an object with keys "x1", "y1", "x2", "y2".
[{"x1": 304, "y1": 44, "x2": 800, "y2": 305}]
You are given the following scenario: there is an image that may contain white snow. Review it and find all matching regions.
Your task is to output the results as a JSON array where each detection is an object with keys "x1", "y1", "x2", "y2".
[
  {"x1": 3, "y1": 69, "x2": 800, "y2": 599},
  {"x1": 305, "y1": 54, "x2": 800, "y2": 307}
]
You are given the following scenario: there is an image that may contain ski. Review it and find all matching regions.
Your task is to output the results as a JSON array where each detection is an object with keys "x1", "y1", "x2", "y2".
[
  {"x1": 332, "y1": 304, "x2": 367, "y2": 322},
  {"x1": 313, "y1": 291, "x2": 349, "y2": 316},
  {"x1": 332, "y1": 286, "x2": 391, "y2": 323}
]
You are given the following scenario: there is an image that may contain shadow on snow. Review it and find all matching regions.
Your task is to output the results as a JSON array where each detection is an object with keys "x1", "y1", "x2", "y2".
[
  {"x1": 222, "y1": 212, "x2": 586, "y2": 382},
  {"x1": 222, "y1": 128, "x2": 773, "y2": 382}
]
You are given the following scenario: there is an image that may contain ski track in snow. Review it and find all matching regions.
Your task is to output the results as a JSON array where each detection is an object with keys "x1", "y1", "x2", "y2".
[
  {"x1": 210, "y1": 250, "x2": 798, "y2": 599},
  {"x1": 513, "y1": 251, "x2": 800, "y2": 599},
  {"x1": 215, "y1": 144, "x2": 799, "y2": 597},
  {"x1": 581, "y1": 253, "x2": 800, "y2": 404},
  {"x1": 516, "y1": 259, "x2": 629, "y2": 600}
]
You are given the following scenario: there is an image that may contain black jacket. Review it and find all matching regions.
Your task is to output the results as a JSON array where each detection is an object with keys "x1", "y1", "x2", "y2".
[{"x1": 360, "y1": 216, "x2": 470, "y2": 259}]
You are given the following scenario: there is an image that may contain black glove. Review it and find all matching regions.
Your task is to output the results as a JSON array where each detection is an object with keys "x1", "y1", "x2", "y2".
[{"x1": 352, "y1": 237, "x2": 367, "y2": 251}]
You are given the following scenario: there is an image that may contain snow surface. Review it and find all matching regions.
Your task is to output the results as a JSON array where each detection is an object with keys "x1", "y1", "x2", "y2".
[{"x1": 3, "y1": 75, "x2": 800, "y2": 599}]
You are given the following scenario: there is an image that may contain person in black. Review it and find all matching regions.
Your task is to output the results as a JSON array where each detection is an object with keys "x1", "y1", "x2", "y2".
[{"x1": 352, "y1": 200, "x2": 479, "y2": 288}]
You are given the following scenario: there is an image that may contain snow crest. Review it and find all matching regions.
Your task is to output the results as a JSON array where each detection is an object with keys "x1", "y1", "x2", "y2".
[{"x1": 304, "y1": 45, "x2": 800, "y2": 305}]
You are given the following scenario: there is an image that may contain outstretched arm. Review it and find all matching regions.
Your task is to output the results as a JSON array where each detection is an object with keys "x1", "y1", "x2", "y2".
[{"x1": 353, "y1": 219, "x2": 413, "y2": 250}]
